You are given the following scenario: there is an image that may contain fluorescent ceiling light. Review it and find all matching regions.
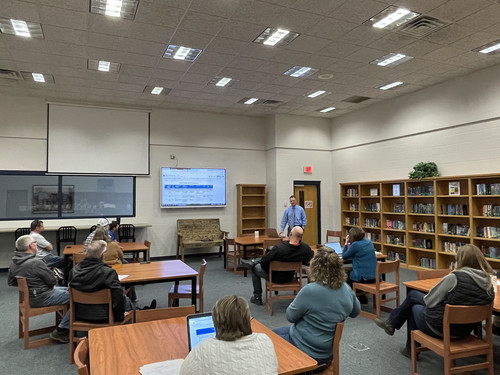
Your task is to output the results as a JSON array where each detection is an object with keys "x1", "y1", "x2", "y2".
[
  {"x1": 215, "y1": 77, "x2": 232, "y2": 87},
  {"x1": 0, "y1": 17, "x2": 44, "y2": 39},
  {"x1": 253, "y1": 27, "x2": 300, "y2": 47},
  {"x1": 90, "y1": 0, "x2": 139, "y2": 20},
  {"x1": 474, "y1": 39, "x2": 500, "y2": 54},
  {"x1": 367, "y1": 7, "x2": 420, "y2": 30},
  {"x1": 319, "y1": 107, "x2": 336, "y2": 113},
  {"x1": 379, "y1": 81, "x2": 403, "y2": 90},
  {"x1": 244, "y1": 98, "x2": 259, "y2": 105},
  {"x1": 87, "y1": 59, "x2": 121, "y2": 73},
  {"x1": 32, "y1": 73, "x2": 45, "y2": 83},
  {"x1": 284, "y1": 66, "x2": 318, "y2": 78},
  {"x1": 20, "y1": 71, "x2": 54, "y2": 83},
  {"x1": 11, "y1": 19, "x2": 30, "y2": 37},
  {"x1": 307, "y1": 90, "x2": 326, "y2": 98},
  {"x1": 143, "y1": 85, "x2": 170, "y2": 95},
  {"x1": 208, "y1": 76, "x2": 236, "y2": 87},
  {"x1": 371, "y1": 53, "x2": 413, "y2": 67},
  {"x1": 151, "y1": 86, "x2": 164, "y2": 95},
  {"x1": 98, "y1": 61, "x2": 110, "y2": 72},
  {"x1": 164, "y1": 45, "x2": 203, "y2": 62}
]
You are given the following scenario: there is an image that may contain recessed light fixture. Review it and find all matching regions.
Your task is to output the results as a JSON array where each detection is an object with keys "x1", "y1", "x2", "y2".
[
  {"x1": 284, "y1": 66, "x2": 318, "y2": 78},
  {"x1": 87, "y1": 59, "x2": 121, "y2": 73},
  {"x1": 253, "y1": 27, "x2": 300, "y2": 47},
  {"x1": 208, "y1": 76, "x2": 236, "y2": 87},
  {"x1": 244, "y1": 98, "x2": 259, "y2": 105},
  {"x1": 474, "y1": 39, "x2": 500, "y2": 55},
  {"x1": 164, "y1": 45, "x2": 203, "y2": 62},
  {"x1": 378, "y1": 81, "x2": 403, "y2": 90},
  {"x1": 143, "y1": 85, "x2": 171, "y2": 95},
  {"x1": 306, "y1": 90, "x2": 330, "y2": 98},
  {"x1": 151, "y1": 86, "x2": 163, "y2": 95},
  {"x1": 20, "y1": 71, "x2": 54, "y2": 83},
  {"x1": 319, "y1": 107, "x2": 336, "y2": 113},
  {"x1": 365, "y1": 6, "x2": 420, "y2": 30},
  {"x1": 90, "y1": 0, "x2": 140, "y2": 20},
  {"x1": 238, "y1": 97, "x2": 262, "y2": 105},
  {"x1": 0, "y1": 17, "x2": 44, "y2": 39},
  {"x1": 371, "y1": 53, "x2": 413, "y2": 67},
  {"x1": 215, "y1": 77, "x2": 232, "y2": 87},
  {"x1": 32, "y1": 73, "x2": 45, "y2": 83}
]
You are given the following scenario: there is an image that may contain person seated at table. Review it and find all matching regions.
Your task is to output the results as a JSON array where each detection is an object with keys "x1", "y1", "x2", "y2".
[
  {"x1": 92, "y1": 227, "x2": 125, "y2": 266},
  {"x1": 180, "y1": 295, "x2": 278, "y2": 375},
  {"x1": 273, "y1": 247, "x2": 361, "y2": 371},
  {"x1": 108, "y1": 220, "x2": 119, "y2": 241},
  {"x1": 240, "y1": 226, "x2": 314, "y2": 306},
  {"x1": 342, "y1": 226, "x2": 377, "y2": 303},
  {"x1": 374, "y1": 244, "x2": 495, "y2": 358},
  {"x1": 84, "y1": 218, "x2": 110, "y2": 252}
]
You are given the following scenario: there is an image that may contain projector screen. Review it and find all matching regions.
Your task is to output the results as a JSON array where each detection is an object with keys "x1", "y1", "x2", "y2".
[
  {"x1": 47, "y1": 103, "x2": 150, "y2": 175},
  {"x1": 160, "y1": 168, "x2": 226, "y2": 208}
]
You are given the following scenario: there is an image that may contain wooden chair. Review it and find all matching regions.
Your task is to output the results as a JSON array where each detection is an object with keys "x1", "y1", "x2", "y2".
[
  {"x1": 135, "y1": 305, "x2": 196, "y2": 323},
  {"x1": 73, "y1": 337, "x2": 89, "y2": 375},
  {"x1": 316, "y1": 321, "x2": 345, "y2": 375},
  {"x1": 168, "y1": 259, "x2": 206, "y2": 313},
  {"x1": 416, "y1": 268, "x2": 451, "y2": 280},
  {"x1": 265, "y1": 261, "x2": 303, "y2": 315},
  {"x1": 118, "y1": 224, "x2": 136, "y2": 242},
  {"x1": 265, "y1": 228, "x2": 281, "y2": 238},
  {"x1": 353, "y1": 259, "x2": 400, "y2": 320},
  {"x1": 72, "y1": 252, "x2": 87, "y2": 267},
  {"x1": 411, "y1": 303, "x2": 494, "y2": 375},
  {"x1": 56, "y1": 226, "x2": 77, "y2": 256},
  {"x1": 262, "y1": 238, "x2": 282, "y2": 253},
  {"x1": 225, "y1": 238, "x2": 243, "y2": 274},
  {"x1": 326, "y1": 230, "x2": 342, "y2": 243},
  {"x1": 69, "y1": 287, "x2": 133, "y2": 363},
  {"x1": 15, "y1": 227, "x2": 31, "y2": 241},
  {"x1": 144, "y1": 240, "x2": 151, "y2": 261},
  {"x1": 16, "y1": 276, "x2": 68, "y2": 349}
]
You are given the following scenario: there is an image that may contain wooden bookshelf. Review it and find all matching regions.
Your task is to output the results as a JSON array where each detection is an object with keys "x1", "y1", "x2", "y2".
[
  {"x1": 340, "y1": 174, "x2": 500, "y2": 271},
  {"x1": 237, "y1": 184, "x2": 267, "y2": 236}
]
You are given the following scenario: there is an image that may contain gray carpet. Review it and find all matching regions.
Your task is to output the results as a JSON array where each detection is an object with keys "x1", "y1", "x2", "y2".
[{"x1": 1, "y1": 254, "x2": 499, "y2": 374}]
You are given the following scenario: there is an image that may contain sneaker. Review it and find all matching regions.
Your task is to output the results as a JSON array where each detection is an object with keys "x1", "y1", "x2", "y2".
[
  {"x1": 250, "y1": 295, "x2": 263, "y2": 305},
  {"x1": 149, "y1": 299, "x2": 157, "y2": 310},
  {"x1": 50, "y1": 328, "x2": 69, "y2": 344},
  {"x1": 399, "y1": 346, "x2": 411, "y2": 359},
  {"x1": 374, "y1": 318, "x2": 395, "y2": 336},
  {"x1": 53, "y1": 268, "x2": 64, "y2": 280},
  {"x1": 240, "y1": 259, "x2": 255, "y2": 270}
]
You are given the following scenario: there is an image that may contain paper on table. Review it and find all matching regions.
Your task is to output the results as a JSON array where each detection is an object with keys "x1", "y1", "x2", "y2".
[
  {"x1": 118, "y1": 275, "x2": 128, "y2": 281},
  {"x1": 140, "y1": 359, "x2": 184, "y2": 375}
]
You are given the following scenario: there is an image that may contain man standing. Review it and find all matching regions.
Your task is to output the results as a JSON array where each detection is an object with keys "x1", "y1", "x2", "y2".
[
  {"x1": 84, "y1": 218, "x2": 110, "y2": 252},
  {"x1": 242, "y1": 227, "x2": 314, "y2": 306},
  {"x1": 280, "y1": 195, "x2": 307, "y2": 236},
  {"x1": 8, "y1": 234, "x2": 70, "y2": 343},
  {"x1": 30, "y1": 220, "x2": 65, "y2": 269}
]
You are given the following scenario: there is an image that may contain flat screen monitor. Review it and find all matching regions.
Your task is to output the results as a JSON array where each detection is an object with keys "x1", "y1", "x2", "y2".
[{"x1": 160, "y1": 168, "x2": 226, "y2": 208}]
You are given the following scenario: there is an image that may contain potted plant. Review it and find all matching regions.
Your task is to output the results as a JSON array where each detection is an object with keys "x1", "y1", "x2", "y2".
[{"x1": 408, "y1": 162, "x2": 440, "y2": 180}]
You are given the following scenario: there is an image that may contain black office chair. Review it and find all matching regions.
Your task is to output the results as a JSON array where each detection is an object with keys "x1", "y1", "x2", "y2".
[
  {"x1": 118, "y1": 224, "x2": 135, "y2": 242},
  {"x1": 56, "y1": 226, "x2": 77, "y2": 256},
  {"x1": 89, "y1": 225, "x2": 97, "y2": 234},
  {"x1": 15, "y1": 227, "x2": 31, "y2": 241}
]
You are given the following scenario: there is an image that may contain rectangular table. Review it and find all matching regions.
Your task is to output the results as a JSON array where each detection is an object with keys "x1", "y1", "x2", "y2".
[
  {"x1": 89, "y1": 316, "x2": 317, "y2": 375},
  {"x1": 404, "y1": 278, "x2": 500, "y2": 314},
  {"x1": 234, "y1": 235, "x2": 274, "y2": 276}
]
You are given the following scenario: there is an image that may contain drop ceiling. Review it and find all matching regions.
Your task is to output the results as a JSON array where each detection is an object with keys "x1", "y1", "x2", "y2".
[{"x1": 1, "y1": 0, "x2": 500, "y2": 118}]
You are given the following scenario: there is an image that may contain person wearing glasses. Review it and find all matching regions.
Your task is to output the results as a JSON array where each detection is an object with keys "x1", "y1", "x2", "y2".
[{"x1": 8, "y1": 234, "x2": 71, "y2": 343}]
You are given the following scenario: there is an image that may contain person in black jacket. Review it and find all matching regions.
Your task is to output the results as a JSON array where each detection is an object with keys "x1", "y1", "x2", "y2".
[{"x1": 241, "y1": 227, "x2": 314, "y2": 306}]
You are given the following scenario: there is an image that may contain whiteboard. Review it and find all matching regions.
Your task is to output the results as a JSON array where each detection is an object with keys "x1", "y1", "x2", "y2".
[{"x1": 47, "y1": 103, "x2": 150, "y2": 175}]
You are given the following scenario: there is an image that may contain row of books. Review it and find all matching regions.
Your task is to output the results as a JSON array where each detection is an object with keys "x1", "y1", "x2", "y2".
[
  {"x1": 480, "y1": 246, "x2": 500, "y2": 259},
  {"x1": 386, "y1": 220, "x2": 405, "y2": 230},
  {"x1": 364, "y1": 203, "x2": 380, "y2": 212},
  {"x1": 442, "y1": 241, "x2": 468, "y2": 253},
  {"x1": 482, "y1": 204, "x2": 500, "y2": 217},
  {"x1": 476, "y1": 226, "x2": 500, "y2": 239},
  {"x1": 393, "y1": 203, "x2": 405, "y2": 213},
  {"x1": 440, "y1": 204, "x2": 468, "y2": 216},
  {"x1": 364, "y1": 232, "x2": 381, "y2": 242},
  {"x1": 442, "y1": 223, "x2": 470, "y2": 236},
  {"x1": 408, "y1": 186, "x2": 434, "y2": 196},
  {"x1": 419, "y1": 257, "x2": 436, "y2": 269},
  {"x1": 387, "y1": 251, "x2": 407, "y2": 263},
  {"x1": 348, "y1": 203, "x2": 359, "y2": 211},
  {"x1": 412, "y1": 238, "x2": 432, "y2": 249},
  {"x1": 411, "y1": 222, "x2": 435, "y2": 233},
  {"x1": 364, "y1": 218, "x2": 380, "y2": 228},
  {"x1": 345, "y1": 188, "x2": 358, "y2": 197},
  {"x1": 386, "y1": 234, "x2": 405, "y2": 246},
  {"x1": 345, "y1": 217, "x2": 359, "y2": 226},
  {"x1": 477, "y1": 183, "x2": 500, "y2": 195},
  {"x1": 411, "y1": 203, "x2": 434, "y2": 214}
]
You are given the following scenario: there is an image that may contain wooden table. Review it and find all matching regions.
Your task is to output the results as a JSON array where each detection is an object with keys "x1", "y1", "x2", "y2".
[
  {"x1": 112, "y1": 260, "x2": 198, "y2": 308},
  {"x1": 89, "y1": 316, "x2": 317, "y2": 375},
  {"x1": 234, "y1": 235, "x2": 273, "y2": 276},
  {"x1": 404, "y1": 277, "x2": 500, "y2": 314}
]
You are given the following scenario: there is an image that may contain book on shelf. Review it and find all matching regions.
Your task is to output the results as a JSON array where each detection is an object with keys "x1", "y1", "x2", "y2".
[
  {"x1": 392, "y1": 184, "x2": 400, "y2": 196},
  {"x1": 448, "y1": 181, "x2": 460, "y2": 195},
  {"x1": 476, "y1": 183, "x2": 487, "y2": 195},
  {"x1": 370, "y1": 188, "x2": 378, "y2": 196},
  {"x1": 490, "y1": 183, "x2": 500, "y2": 195}
]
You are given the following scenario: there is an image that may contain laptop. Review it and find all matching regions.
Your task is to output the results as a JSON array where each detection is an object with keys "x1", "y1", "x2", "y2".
[
  {"x1": 187, "y1": 312, "x2": 216, "y2": 350},
  {"x1": 324, "y1": 242, "x2": 343, "y2": 256}
]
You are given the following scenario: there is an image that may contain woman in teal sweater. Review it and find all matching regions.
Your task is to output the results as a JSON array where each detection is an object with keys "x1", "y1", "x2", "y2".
[
  {"x1": 342, "y1": 226, "x2": 377, "y2": 286},
  {"x1": 274, "y1": 247, "x2": 361, "y2": 370}
]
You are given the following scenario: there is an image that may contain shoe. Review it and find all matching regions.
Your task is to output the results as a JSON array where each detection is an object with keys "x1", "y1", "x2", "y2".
[
  {"x1": 149, "y1": 299, "x2": 157, "y2": 310},
  {"x1": 240, "y1": 259, "x2": 254, "y2": 270},
  {"x1": 250, "y1": 295, "x2": 263, "y2": 305},
  {"x1": 53, "y1": 268, "x2": 64, "y2": 280},
  {"x1": 358, "y1": 295, "x2": 368, "y2": 304},
  {"x1": 399, "y1": 346, "x2": 411, "y2": 359},
  {"x1": 374, "y1": 318, "x2": 395, "y2": 336},
  {"x1": 50, "y1": 328, "x2": 69, "y2": 344}
]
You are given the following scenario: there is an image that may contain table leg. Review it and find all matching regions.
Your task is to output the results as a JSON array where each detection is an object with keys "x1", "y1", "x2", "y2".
[
  {"x1": 191, "y1": 277, "x2": 197, "y2": 311},
  {"x1": 243, "y1": 245, "x2": 248, "y2": 277}
]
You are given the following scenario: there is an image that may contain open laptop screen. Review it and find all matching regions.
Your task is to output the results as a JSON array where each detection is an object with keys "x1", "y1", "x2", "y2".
[
  {"x1": 187, "y1": 312, "x2": 216, "y2": 351},
  {"x1": 324, "y1": 242, "x2": 343, "y2": 255}
]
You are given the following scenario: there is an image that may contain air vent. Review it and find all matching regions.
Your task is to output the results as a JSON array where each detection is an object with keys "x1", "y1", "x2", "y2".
[
  {"x1": 0, "y1": 69, "x2": 21, "y2": 80},
  {"x1": 397, "y1": 16, "x2": 448, "y2": 38},
  {"x1": 261, "y1": 99, "x2": 283, "y2": 106},
  {"x1": 342, "y1": 96, "x2": 371, "y2": 104}
]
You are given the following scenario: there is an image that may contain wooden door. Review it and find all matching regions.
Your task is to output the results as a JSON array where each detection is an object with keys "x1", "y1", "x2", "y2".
[{"x1": 294, "y1": 184, "x2": 319, "y2": 246}]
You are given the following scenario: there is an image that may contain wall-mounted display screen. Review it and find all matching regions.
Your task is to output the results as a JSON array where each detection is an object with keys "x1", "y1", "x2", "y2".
[{"x1": 160, "y1": 168, "x2": 226, "y2": 208}]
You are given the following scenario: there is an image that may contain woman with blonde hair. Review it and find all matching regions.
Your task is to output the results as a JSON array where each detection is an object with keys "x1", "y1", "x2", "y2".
[
  {"x1": 375, "y1": 244, "x2": 495, "y2": 358},
  {"x1": 92, "y1": 227, "x2": 124, "y2": 265},
  {"x1": 273, "y1": 247, "x2": 361, "y2": 371},
  {"x1": 180, "y1": 295, "x2": 278, "y2": 374}
]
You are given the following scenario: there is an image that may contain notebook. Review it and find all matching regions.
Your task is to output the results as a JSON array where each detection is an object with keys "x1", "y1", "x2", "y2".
[
  {"x1": 187, "y1": 312, "x2": 216, "y2": 351},
  {"x1": 324, "y1": 242, "x2": 343, "y2": 255}
]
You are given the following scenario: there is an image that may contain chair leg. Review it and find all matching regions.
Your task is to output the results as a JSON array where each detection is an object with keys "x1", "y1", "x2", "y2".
[
  {"x1": 23, "y1": 311, "x2": 29, "y2": 349},
  {"x1": 411, "y1": 335, "x2": 418, "y2": 375}
]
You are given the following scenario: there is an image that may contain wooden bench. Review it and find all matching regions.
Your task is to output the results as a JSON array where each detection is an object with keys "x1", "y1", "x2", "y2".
[{"x1": 177, "y1": 219, "x2": 228, "y2": 261}]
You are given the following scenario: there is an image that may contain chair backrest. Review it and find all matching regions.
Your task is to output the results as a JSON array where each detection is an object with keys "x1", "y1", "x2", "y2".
[
  {"x1": 225, "y1": 238, "x2": 235, "y2": 251},
  {"x1": 375, "y1": 259, "x2": 400, "y2": 288},
  {"x1": 443, "y1": 303, "x2": 493, "y2": 344},
  {"x1": 268, "y1": 261, "x2": 303, "y2": 284},
  {"x1": 144, "y1": 240, "x2": 151, "y2": 260},
  {"x1": 416, "y1": 268, "x2": 451, "y2": 280},
  {"x1": 72, "y1": 253, "x2": 87, "y2": 267},
  {"x1": 119, "y1": 224, "x2": 136, "y2": 241},
  {"x1": 74, "y1": 337, "x2": 90, "y2": 375},
  {"x1": 15, "y1": 227, "x2": 31, "y2": 240},
  {"x1": 57, "y1": 226, "x2": 77, "y2": 242},
  {"x1": 265, "y1": 228, "x2": 281, "y2": 238},
  {"x1": 89, "y1": 225, "x2": 97, "y2": 234},
  {"x1": 326, "y1": 230, "x2": 342, "y2": 243},
  {"x1": 135, "y1": 305, "x2": 196, "y2": 323},
  {"x1": 332, "y1": 321, "x2": 344, "y2": 375},
  {"x1": 70, "y1": 287, "x2": 114, "y2": 324},
  {"x1": 16, "y1": 276, "x2": 29, "y2": 308},
  {"x1": 263, "y1": 238, "x2": 282, "y2": 252}
]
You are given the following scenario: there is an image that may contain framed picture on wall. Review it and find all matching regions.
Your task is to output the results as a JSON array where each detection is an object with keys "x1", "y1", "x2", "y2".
[{"x1": 32, "y1": 185, "x2": 74, "y2": 214}]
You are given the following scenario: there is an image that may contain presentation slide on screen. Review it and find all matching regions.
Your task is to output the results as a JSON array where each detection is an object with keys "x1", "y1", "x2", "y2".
[{"x1": 161, "y1": 168, "x2": 226, "y2": 207}]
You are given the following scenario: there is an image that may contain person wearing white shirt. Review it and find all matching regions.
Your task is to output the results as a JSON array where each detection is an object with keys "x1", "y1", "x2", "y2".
[{"x1": 29, "y1": 219, "x2": 64, "y2": 268}]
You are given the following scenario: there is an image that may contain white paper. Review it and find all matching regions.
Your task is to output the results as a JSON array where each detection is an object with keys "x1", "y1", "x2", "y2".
[
  {"x1": 140, "y1": 359, "x2": 184, "y2": 375},
  {"x1": 118, "y1": 275, "x2": 128, "y2": 281}
]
